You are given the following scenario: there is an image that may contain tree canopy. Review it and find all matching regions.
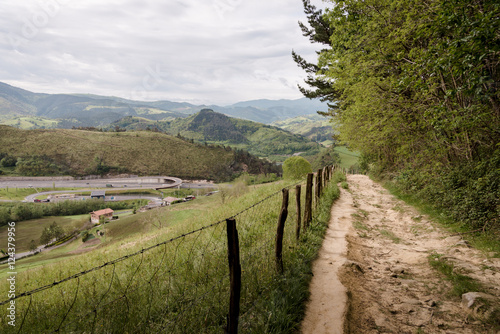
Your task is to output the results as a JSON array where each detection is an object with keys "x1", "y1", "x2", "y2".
[
  {"x1": 295, "y1": 0, "x2": 499, "y2": 230},
  {"x1": 282, "y1": 156, "x2": 313, "y2": 180}
]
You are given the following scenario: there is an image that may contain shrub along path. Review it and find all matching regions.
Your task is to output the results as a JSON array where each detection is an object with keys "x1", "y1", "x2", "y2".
[{"x1": 302, "y1": 175, "x2": 500, "y2": 333}]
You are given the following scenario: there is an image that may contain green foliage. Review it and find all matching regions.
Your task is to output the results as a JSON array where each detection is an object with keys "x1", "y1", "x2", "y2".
[
  {"x1": 389, "y1": 150, "x2": 500, "y2": 232},
  {"x1": 29, "y1": 239, "x2": 37, "y2": 252},
  {"x1": 39, "y1": 222, "x2": 65, "y2": 245},
  {"x1": 309, "y1": 145, "x2": 340, "y2": 170},
  {"x1": 0, "y1": 155, "x2": 17, "y2": 167},
  {"x1": 297, "y1": 0, "x2": 500, "y2": 233},
  {"x1": 81, "y1": 230, "x2": 89, "y2": 242},
  {"x1": 15, "y1": 155, "x2": 68, "y2": 176},
  {"x1": 282, "y1": 156, "x2": 312, "y2": 180},
  {"x1": 40, "y1": 226, "x2": 52, "y2": 245}
]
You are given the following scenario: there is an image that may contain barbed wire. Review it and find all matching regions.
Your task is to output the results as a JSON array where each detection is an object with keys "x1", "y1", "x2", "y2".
[
  {"x1": 0, "y1": 176, "x2": 316, "y2": 333},
  {"x1": 0, "y1": 219, "x2": 225, "y2": 306}
]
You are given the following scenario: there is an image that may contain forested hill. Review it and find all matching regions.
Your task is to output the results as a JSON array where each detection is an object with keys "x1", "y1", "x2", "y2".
[
  {"x1": 0, "y1": 125, "x2": 280, "y2": 181},
  {"x1": 110, "y1": 109, "x2": 322, "y2": 158}
]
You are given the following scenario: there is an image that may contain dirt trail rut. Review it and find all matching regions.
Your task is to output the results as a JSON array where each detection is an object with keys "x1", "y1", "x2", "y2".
[{"x1": 302, "y1": 174, "x2": 500, "y2": 334}]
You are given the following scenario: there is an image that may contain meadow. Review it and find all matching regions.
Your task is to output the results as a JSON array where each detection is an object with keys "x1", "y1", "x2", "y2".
[{"x1": 334, "y1": 146, "x2": 360, "y2": 169}]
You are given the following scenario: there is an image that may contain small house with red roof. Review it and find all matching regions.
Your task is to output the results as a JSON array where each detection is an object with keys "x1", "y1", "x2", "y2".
[{"x1": 90, "y1": 208, "x2": 114, "y2": 224}]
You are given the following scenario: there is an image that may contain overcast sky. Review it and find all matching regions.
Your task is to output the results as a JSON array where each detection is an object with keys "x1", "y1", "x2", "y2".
[{"x1": 1, "y1": 0, "x2": 326, "y2": 105}]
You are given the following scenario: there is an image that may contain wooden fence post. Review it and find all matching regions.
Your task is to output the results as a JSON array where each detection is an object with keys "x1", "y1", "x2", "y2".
[
  {"x1": 303, "y1": 173, "x2": 313, "y2": 229},
  {"x1": 295, "y1": 185, "x2": 301, "y2": 240},
  {"x1": 275, "y1": 188, "x2": 289, "y2": 274},
  {"x1": 315, "y1": 169, "x2": 322, "y2": 205},
  {"x1": 323, "y1": 166, "x2": 328, "y2": 187},
  {"x1": 225, "y1": 218, "x2": 241, "y2": 334}
]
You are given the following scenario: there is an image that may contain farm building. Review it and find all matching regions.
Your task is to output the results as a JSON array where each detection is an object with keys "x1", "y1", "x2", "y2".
[
  {"x1": 90, "y1": 208, "x2": 114, "y2": 224},
  {"x1": 163, "y1": 197, "x2": 184, "y2": 206},
  {"x1": 91, "y1": 190, "x2": 106, "y2": 200}
]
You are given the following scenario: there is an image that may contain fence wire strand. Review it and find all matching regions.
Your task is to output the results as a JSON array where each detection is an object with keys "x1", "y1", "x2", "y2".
[{"x1": 0, "y1": 178, "x2": 317, "y2": 333}]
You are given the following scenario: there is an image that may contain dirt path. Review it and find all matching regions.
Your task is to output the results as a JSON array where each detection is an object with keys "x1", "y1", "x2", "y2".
[{"x1": 302, "y1": 174, "x2": 500, "y2": 334}]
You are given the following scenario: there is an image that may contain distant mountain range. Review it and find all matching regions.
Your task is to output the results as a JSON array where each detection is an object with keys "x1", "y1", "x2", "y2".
[{"x1": 0, "y1": 81, "x2": 328, "y2": 127}]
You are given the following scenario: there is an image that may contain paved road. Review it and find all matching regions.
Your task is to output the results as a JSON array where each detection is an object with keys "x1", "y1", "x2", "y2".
[
  {"x1": 0, "y1": 176, "x2": 182, "y2": 189},
  {"x1": 24, "y1": 190, "x2": 163, "y2": 203}
]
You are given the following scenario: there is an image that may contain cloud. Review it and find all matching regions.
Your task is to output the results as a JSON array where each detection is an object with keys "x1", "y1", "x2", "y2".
[{"x1": 1, "y1": 0, "x2": 324, "y2": 104}]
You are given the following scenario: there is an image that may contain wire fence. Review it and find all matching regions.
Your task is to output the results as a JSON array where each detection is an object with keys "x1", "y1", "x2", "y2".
[{"x1": 0, "y1": 166, "x2": 342, "y2": 333}]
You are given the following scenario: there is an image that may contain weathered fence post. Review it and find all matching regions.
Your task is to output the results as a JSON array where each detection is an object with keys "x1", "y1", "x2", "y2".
[
  {"x1": 303, "y1": 173, "x2": 313, "y2": 229},
  {"x1": 295, "y1": 185, "x2": 301, "y2": 240},
  {"x1": 275, "y1": 188, "x2": 289, "y2": 274},
  {"x1": 225, "y1": 218, "x2": 241, "y2": 334},
  {"x1": 315, "y1": 169, "x2": 322, "y2": 205},
  {"x1": 323, "y1": 166, "x2": 328, "y2": 187}
]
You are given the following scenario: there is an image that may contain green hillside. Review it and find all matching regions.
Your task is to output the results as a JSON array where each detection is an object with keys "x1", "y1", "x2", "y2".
[
  {"x1": 111, "y1": 109, "x2": 322, "y2": 159},
  {"x1": 0, "y1": 126, "x2": 279, "y2": 181},
  {"x1": 0, "y1": 116, "x2": 60, "y2": 129},
  {"x1": 272, "y1": 114, "x2": 336, "y2": 146}
]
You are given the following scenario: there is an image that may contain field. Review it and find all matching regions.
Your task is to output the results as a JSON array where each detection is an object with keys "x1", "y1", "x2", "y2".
[
  {"x1": 0, "y1": 116, "x2": 59, "y2": 129},
  {"x1": 0, "y1": 173, "x2": 343, "y2": 333},
  {"x1": 0, "y1": 215, "x2": 89, "y2": 253},
  {"x1": 334, "y1": 146, "x2": 360, "y2": 169},
  {"x1": 0, "y1": 188, "x2": 220, "y2": 275}
]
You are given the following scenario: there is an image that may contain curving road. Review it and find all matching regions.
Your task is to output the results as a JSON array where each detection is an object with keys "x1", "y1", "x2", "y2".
[{"x1": 0, "y1": 176, "x2": 183, "y2": 190}]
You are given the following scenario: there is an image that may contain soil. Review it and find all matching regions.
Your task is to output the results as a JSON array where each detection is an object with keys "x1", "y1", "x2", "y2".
[{"x1": 302, "y1": 174, "x2": 500, "y2": 334}]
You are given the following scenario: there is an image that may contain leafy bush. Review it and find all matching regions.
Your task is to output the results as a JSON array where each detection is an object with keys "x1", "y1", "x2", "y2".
[
  {"x1": 282, "y1": 156, "x2": 312, "y2": 180},
  {"x1": 388, "y1": 149, "x2": 500, "y2": 232},
  {"x1": 0, "y1": 155, "x2": 17, "y2": 167}
]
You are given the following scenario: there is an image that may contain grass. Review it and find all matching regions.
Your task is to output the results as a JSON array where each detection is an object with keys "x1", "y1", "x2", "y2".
[
  {"x1": 0, "y1": 187, "x2": 81, "y2": 201},
  {"x1": 0, "y1": 116, "x2": 59, "y2": 130},
  {"x1": 334, "y1": 146, "x2": 360, "y2": 169},
  {"x1": 378, "y1": 229, "x2": 401, "y2": 244},
  {"x1": 428, "y1": 252, "x2": 484, "y2": 297},
  {"x1": 353, "y1": 221, "x2": 370, "y2": 231},
  {"x1": 0, "y1": 172, "x2": 342, "y2": 333},
  {"x1": 0, "y1": 215, "x2": 88, "y2": 253}
]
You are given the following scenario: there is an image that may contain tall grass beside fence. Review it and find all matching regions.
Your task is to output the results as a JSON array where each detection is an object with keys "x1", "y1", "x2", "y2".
[{"x1": 0, "y1": 169, "x2": 343, "y2": 333}]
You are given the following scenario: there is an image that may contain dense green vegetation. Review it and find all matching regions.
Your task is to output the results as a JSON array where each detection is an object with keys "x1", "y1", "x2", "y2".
[
  {"x1": 283, "y1": 156, "x2": 313, "y2": 180},
  {"x1": 0, "y1": 126, "x2": 280, "y2": 181},
  {"x1": 296, "y1": 0, "x2": 499, "y2": 233},
  {"x1": 111, "y1": 109, "x2": 322, "y2": 158}
]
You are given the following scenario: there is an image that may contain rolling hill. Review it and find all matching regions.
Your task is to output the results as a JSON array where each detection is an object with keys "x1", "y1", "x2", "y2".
[
  {"x1": 0, "y1": 125, "x2": 280, "y2": 181},
  {"x1": 271, "y1": 114, "x2": 336, "y2": 146},
  {"x1": 110, "y1": 109, "x2": 323, "y2": 158}
]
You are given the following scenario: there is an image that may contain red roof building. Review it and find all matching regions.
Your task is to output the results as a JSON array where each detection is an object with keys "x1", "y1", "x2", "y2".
[{"x1": 90, "y1": 208, "x2": 114, "y2": 224}]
